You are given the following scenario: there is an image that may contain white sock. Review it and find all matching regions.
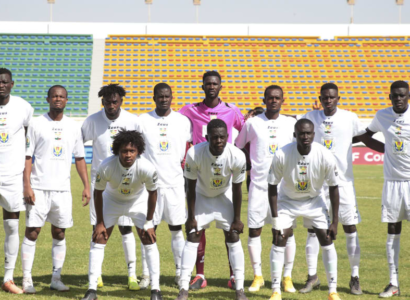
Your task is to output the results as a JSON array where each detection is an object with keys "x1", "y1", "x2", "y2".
[
  {"x1": 270, "y1": 245, "x2": 285, "y2": 293},
  {"x1": 322, "y1": 243, "x2": 338, "y2": 294},
  {"x1": 122, "y1": 232, "x2": 136, "y2": 277},
  {"x1": 306, "y1": 232, "x2": 320, "y2": 276},
  {"x1": 180, "y1": 241, "x2": 199, "y2": 290},
  {"x1": 284, "y1": 235, "x2": 296, "y2": 278},
  {"x1": 141, "y1": 242, "x2": 149, "y2": 276},
  {"x1": 386, "y1": 234, "x2": 400, "y2": 287},
  {"x1": 52, "y1": 239, "x2": 66, "y2": 281},
  {"x1": 21, "y1": 237, "x2": 36, "y2": 279},
  {"x1": 88, "y1": 243, "x2": 106, "y2": 290},
  {"x1": 3, "y1": 219, "x2": 19, "y2": 283},
  {"x1": 171, "y1": 230, "x2": 185, "y2": 276},
  {"x1": 227, "y1": 240, "x2": 245, "y2": 290},
  {"x1": 144, "y1": 243, "x2": 160, "y2": 291},
  {"x1": 248, "y1": 236, "x2": 262, "y2": 276},
  {"x1": 345, "y1": 232, "x2": 360, "y2": 278}
]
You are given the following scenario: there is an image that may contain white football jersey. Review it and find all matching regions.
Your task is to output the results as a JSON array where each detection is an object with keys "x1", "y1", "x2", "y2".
[
  {"x1": 82, "y1": 109, "x2": 139, "y2": 180},
  {"x1": 136, "y1": 110, "x2": 192, "y2": 188},
  {"x1": 368, "y1": 106, "x2": 410, "y2": 181},
  {"x1": 236, "y1": 114, "x2": 295, "y2": 189},
  {"x1": 0, "y1": 95, "x2": 33, "y2": 177},
  {"x1": 95, "y1": 155, "x2": 157, "y2": 202},
  {"x1": 268, "y1": 142, "x2": 339, "y2": 201},
  {"x1": 26, "y1": 114, "x2": 84, "y2": 191},
  {"x1": 184, "y1": 142, "x2": 246, "y2": 198},
  {"x1": 304, "y1": 109, "x2": 366, "y2": 186}
]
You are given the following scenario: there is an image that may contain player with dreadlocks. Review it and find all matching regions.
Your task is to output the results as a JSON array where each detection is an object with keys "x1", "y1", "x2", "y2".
[{"x1": 81, "y1": 84, "x2": 140, "y2": 290}]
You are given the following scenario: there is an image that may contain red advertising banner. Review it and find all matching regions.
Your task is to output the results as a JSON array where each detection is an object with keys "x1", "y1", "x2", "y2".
[{"x1": 352, "y1": 147, "x2": 384, "y2": 165}]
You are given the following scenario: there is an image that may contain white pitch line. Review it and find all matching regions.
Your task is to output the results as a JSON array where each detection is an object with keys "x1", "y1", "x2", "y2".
[{"x1": 357, "y1": 196, "x2": 380, "y2": 199}]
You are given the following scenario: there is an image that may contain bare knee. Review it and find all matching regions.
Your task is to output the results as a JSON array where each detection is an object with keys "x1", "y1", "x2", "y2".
[
  {"x1": 225, "y1": 231, "x2": 240, "y2": 243},
  {"x1": 25, "y1": 227, "x2": 41, "y2": 241},
  {"x1": 343, "y1": 224, "x2": 357, "y2": 234},
  {"x1": 187, "y1": 230, "x2": 203, "y2": 243},
  {"x1": 169, "y1": 224, "x2": 182, "y2": 231},
  {"x1": 118, "y1": 225, "x2": 132, "y2": 235},
  {"x1": 388, "y1": 222, "x2": 402, "y2": 235},
  {"x1": 51, "y1": 227, "x2": 66, "y2": 240},
  {"x1": 248, "y1": 227, "x2": 262, "y2": 238}
]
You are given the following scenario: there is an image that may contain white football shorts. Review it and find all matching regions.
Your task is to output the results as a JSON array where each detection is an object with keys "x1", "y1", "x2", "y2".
[
  {"x1": 26, "y1": 189, "x2": 73, "y2": 228},
  {"x1": 381, "y1": 180, "x2": 410, "y2": 223},
  {"x1": 0, "y1": 174, "x2": 25, "y2": 213},
  {"x1": 153, "y1": 185, "x2": 187, "y2": 226}
]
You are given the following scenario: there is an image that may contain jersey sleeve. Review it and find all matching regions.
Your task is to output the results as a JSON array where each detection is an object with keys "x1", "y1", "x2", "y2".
[
  {"x1": 94, "y1": 163, "x2": 109, "y2": 191},
  {"x1": 323, "y1": 151, "x2": 339, "y2": 186},
  {"x1": 184, "y1": 148, "x2": 198, "y2": 180},
  {"x1": 352, "y1": 113, "x2": 367, "y2": 137},
  {"x1": 25, "y1": 122, "x2": 36, "y2": 157},
  {"x1": 81, "y1": 117, "x2": 94, "y2": 143},
  {"x1": 23, "y1": 103, "x2": 34, "y2": 127},
  {"x1": 73, "y1": 125, "x2": 85, "y2": 158},
  {"x1": 268, "y1": 152, "x2": 283, "y2": 185},
  {"x1": 296, "y1": 114, "x2": 306, "y2": 120},
  {"x1": 142, "y1": 163, "x2": 158, "y2": 192},
  {"x1": 232, "y1": 151, "x2": 246, "y2": 184},
  {"x1": 185, "y1": 117, "x2": 193, "y2": 143},
  {"x1": 235, "y1": 121, "x2": 250, "y2": 149},
  {"x1": 233, "y1": 106, "x2": 245, "y2": 132},
  {"x1": 367, "y1": 113, "x2": 382, "y2": 133}
]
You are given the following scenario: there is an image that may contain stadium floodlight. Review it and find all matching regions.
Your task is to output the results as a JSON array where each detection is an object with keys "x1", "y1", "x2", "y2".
[
  {"x1": 347, "y1": 0, "x2": 355, "y2": 24},
  {"x1": 47, "y1": 0, "x2": 55, "y2": 23},
  {"x1": 145, "y1": 0, "x2": 153, "y2": 23},
  {"x1": 396, "y1": 0, "x2": 404, "y2": 24},
  {"x1": 193, "y1": 0, "x2": 201, "y2": 23}
]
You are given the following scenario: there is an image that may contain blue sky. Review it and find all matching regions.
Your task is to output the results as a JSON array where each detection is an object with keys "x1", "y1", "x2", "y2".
[{"x1": 3, "y1": 0, "x2": 409, "y2": 24}]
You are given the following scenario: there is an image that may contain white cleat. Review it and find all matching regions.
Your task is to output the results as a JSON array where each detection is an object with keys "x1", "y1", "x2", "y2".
[
  {"x1": 22, "y1": 277, "x2": 36, "y2": 294},
  {"x1": 50, "y1": 279, "x2": 70, "y2": 292},
  {"x1": 139, "y1": 274, "x2": 150, "y2": 290}
]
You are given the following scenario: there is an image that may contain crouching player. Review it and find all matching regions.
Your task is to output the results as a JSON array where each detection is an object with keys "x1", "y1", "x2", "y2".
[
  {"x1": 82, "y1": 130, "x2": 163, "y2": 300},
  {"x1": 175, "y1": 119, "x2": 248, "y2": 300},
  {"x1": 268, "y1": 119, "x2": 341, "y2": 300}
]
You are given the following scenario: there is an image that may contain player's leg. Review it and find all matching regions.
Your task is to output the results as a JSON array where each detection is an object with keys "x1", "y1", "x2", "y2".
[
  {"x1": 299, "y1": 228, "x2": 320, "y2": 294},
  {"x1": 118, "y1": 223, "x2": 138, "y2": 290},
  {"x1": 169, "y1": 224, "x2": 184, "y2": 285},
  {"x1": 282, "y1": 231, "x2": 297, "y2": 293},
  {"x1": 50, "y1": 226, "x2": 69, "y2": 291},
  {"x1": 190, "y1": 231, "x2": 207, "y2": 290},
  {"x1": 248, "y1": 227, "x2": 264, "y2": 292},
  {"x1": 21, "y1": 227, "x2": 41, "y2": 294},
  {"x1": 139, "y1": 242, "x2": 150, "y2": 289}
]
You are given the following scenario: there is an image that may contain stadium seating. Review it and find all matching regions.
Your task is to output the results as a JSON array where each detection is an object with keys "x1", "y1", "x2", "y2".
[
  {"x1": 0, "y1": 34, "x2": 93, "y2": 117},
  {"x1": 103, "y1": 34, "x2": 409, "y2": 118}
]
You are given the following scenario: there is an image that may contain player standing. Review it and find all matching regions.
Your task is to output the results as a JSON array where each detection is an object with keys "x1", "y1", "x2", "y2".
[
  {"x1": 179, "y1": 70, "x2": 244, "y2": 290},
  {"x1": 364, "y1": 81, "x2": 409, "y2": 298},
  {"x1": 236, "y1": 85, "x2": 297, "y2": 293},
  {"x1": 300, "y1": 83, "x2": 384, "y2": 294},
  {"x1": 136, "y1": 83, "x2": 191, "y2": 286},
  {"x1": 21, "y1": 85, "x2": 90, "y2": 293},
  {"x1": 81, "y1": 84, "x2": 140, "y2": 290},
  {"x1": 0, "y1": 68, "x2": 33, "y2": 294},
  {"x1": 175, "y1": 119, "x2": 248, "y2": 300},
  {"x1": 268, "y1": 119, "x2": 341, "y2": 300},
  {"x1": 82, "y1": 130, "x2": 162, "y2": 300}
]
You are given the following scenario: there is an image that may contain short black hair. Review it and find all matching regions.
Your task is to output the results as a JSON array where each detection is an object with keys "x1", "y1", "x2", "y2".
[
  {"x1": 203, "y1": 71, "x2": 221, "y2": 83},
  {"x1": 321, "y1": 83, "x2": 339, "y2": 93},
  {"x1": 207, "y1": 119, "x2": 227, "y2": 135},
  {"x1": 154, "y1": 83, "x2": 172, "y2": 96},
  {"x1": 112, "y1": 130, "x2": 145, "y2": 156},
  {"x1": 47, "y1": 85, "x2": 68, "y2": 98},
  {"x1": 98, "y1": 84, "x2": 126, "y2": 99},
  {"x1": 0, "y1": 68, "x2": 12, "y2": 81},
  {"x1": 264, "y1": 85, "x2": 283, "y2": 98},
  {"x1": 295, "y1": 118, "x2": 314, "y2": 131},
  {"x1": 391, "y1": 80, "x2": 409, "y2": 92},
  {"x1": 253, "y1": 107, "x2": 264, "y2": 116}
]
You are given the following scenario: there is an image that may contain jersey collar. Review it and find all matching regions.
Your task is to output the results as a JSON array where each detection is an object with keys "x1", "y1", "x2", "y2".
[{"x1": 102, "y1": 108, "x2": 122, "y2": 123}]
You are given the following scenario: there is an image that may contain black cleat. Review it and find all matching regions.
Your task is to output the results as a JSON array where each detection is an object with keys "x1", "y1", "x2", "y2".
[
  {"x1": 175, "y1": 289, "x2": 189, "y2": 300},
  {"x1": 151, "y1": 289, "x2": 163, "y2": 300},
  {"x1": 82, "y1": 289, "x2": 97, "y2": 300}
]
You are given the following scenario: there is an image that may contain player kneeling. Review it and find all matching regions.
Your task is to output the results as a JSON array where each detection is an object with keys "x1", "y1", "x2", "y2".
[
  {"x1": 175, "y1": 119, "x2": 248, "y2": 300},
  {"x1": 268, "y1": 119, "x2": 341, "y2": 300},
  {"x1": 82, "y1": 130, "x2": 163, "y2": 300}
]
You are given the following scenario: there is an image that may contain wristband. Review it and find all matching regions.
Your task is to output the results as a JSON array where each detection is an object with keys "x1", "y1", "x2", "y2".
[
  {"x1": 143, "y1": 220, "x2": 154, "y2": 231},
  {"x1": 271, "y1": 217, "x2": 284, "y2": 234}
]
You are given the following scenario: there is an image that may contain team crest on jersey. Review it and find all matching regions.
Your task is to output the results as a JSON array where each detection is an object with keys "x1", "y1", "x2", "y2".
[
  {"x1": 213, "y1": 167, "x2": 221, "y2": 176},
  {"x1": 53, "y1": 146, "x2": 63, "y2": 157},
  {"x1": 323, "y1": 139, "x2": 333, "y2": 150},
  {"x1": 299, "y1": 166, "x2": 307, "y2": 175},
  {"x1": 296, "y1": 181, "x2": 309, "y2": 191},
  {"x1": 0, "y1": 118, "x2": 6, "y2": 126},
  {"x1": 96, "y1": 174, "x2": 101, "y2": 182},
  {"x1": 26, "y1": 137, "x2": 30, "y2": 148},
  {"x1": 269, "y1": 130, "x2": 277, "y2": 139},
  {"x1": 122, "y1": 177, "x2": 131, "y2": 185},
  {"x1": 159, "y1": 128, "x2": 167, "y2": 137},
  {"x1": 110, "y1": 129, "x2": 118, "y2": 138},
  {"x1": 159, "y1": 141, "x2": 169, "y2": 152},
  {"x1": 269, "y1": 144, "x2": 278, "y2": 155},
  {"x1": 212, "y1": 179, "x2": 223, "y2": 188},
  {"x1": 120, "y1": 189, "x2": 131, "y2": 195},
  {"x1": 324, "y1": 125, "x2": 332, "y2": 134},
  {"x1": 185, "y1": 163, "x2": 191, "y2": 172},
  {"x1": 54, "y1": 132, "x2": 62, "y2": 141},
  {"x1": 0, "y1": 132, "x2": 9, "y2": 143},
  {"x1": 395, "y1": 141, "x2": 404, "y2": 152},
  {"x1": 395, "y1": 126, "x2": 402, "y2": 136}
]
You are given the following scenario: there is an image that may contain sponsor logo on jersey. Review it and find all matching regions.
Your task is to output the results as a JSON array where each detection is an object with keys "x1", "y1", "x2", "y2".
[
  {"x1": 159, "y1": 141, "x2": 169, "y2": 152},
  {"x1": 324, "y1": 125, "x2": 332, "y2": 134},
  {"x1": 395, "y1": 126, "x2": 402, "y2": 136},
  {"x1": 120, "y1": 189, "x2": 131, "y2": 195},
  {"x1": 299, "y1": 166, "x2": 307, "y2": 175},
  {"x1": 122, "y1": 177, "x2": 130, "y2": 185},
  {"x1": 96, "y1": 174, "x2": 101, "y2": 182},
  {"x1": 269, "y1": 129, "x2": 277, "y2": 139},
  {"x1": 185, "y1": 163, "x2": 191, "y2": 172},
  {"x1": 241, "y1": 163, "x2": 246, "y2": 174},
  {"x1": 0, "y1": 132, "x2": 9, "y2": 143},
  {"x1": 0, "y1": 118, "x2": 6, "y2": 126},
  {"x1": 395, "y1": 141, "x2": 404, "y2": 152},
  {"x1": 110, "y1": 129, "x2": 118, "y2": 138},
  {"x1": 212, "y1": 179, "x2": 223, "y2": 188},
  {"x1": 323, "y1": 139, "x2": 333, "y2": 150},
  {"x1": 54, "y1": 131, "x2": 62, "y2": 140},
  {"x1": 53, "y1": 146, "x2": 63, "y2": 157},
  {"x1": 297, "y1": 181, "x2": 309, "y2": 191},
  {"x1": 110, "y1": 143, "x2": 114, "y2": 154},
  {"x1": 26, "y1": 137, "x2": 30, "y2": 148},
  {"x1": 159, "y1": 127, "x2": 167, "y2": 137},
  {"x1": 152, "y1": 171, "x2": 158, "y2": 184},
  {"x1": 213, "y1": 167, "x2": 221, "y2": 176},
  {"x1": 269, "y1": 144, "x2": 278, "y2": 155},
  {"x1": 210, "y1": 115, "x2": 217, "y2": 120}
]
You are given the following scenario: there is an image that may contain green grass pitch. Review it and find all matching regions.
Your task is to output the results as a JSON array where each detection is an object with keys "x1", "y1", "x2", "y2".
[{"x1": 1, "y1": 165, "x2": 409, "y2": 299}]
